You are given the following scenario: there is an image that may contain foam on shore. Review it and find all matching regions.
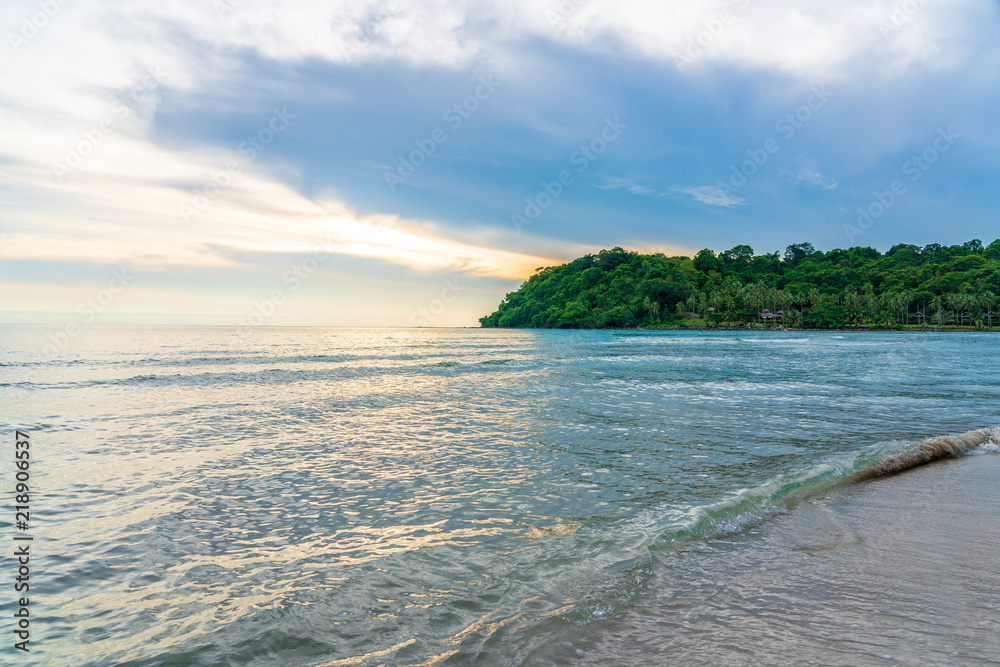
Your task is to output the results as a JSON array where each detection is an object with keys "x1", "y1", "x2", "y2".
[
  {"x1": 654, "y1": 427, "x2": 1000, "y2": 548},
  {"x1": 540, "y1": 444, "x2": 1000, "y2": 666}
]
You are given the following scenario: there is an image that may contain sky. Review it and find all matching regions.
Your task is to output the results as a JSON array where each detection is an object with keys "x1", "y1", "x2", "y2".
[{"x1": 1, "y1": 0, "x2": 999, "y2": 326}]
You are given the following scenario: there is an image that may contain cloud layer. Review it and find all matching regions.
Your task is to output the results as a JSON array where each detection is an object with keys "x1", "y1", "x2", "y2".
[{"x1": 1, "y1": 0, "x2": 998, "y2": 324}]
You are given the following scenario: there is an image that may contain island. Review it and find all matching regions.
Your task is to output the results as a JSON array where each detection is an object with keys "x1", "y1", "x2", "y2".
[{"x1": 479, "y1": 240, "x2": 1000, "y2": 330}]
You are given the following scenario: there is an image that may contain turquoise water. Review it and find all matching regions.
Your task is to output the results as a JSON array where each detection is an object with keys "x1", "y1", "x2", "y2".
[{"x1": 1, "y1": 326, "x2": 998, "y2": 665}]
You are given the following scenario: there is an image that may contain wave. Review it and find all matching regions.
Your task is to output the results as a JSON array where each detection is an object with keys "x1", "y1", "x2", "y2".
[
  {"x1": 495, "y1": 427, "x2": 1000, "y2": 662},
  {"x1": 850, "y1": 428, "x2": 998, "y2": 480},
  {"x1": 5, "y1": 356, "x2": 536, "y2": 389},
  {"x1": 652, "y1": 427, "x2": 1000, "y2": 549},
  {"x1": 609, "y1": 335, "x2": 734, "y2": 344},
  {"x1": 969, "y1": 441, "x2": 1000, "y2": 455}
]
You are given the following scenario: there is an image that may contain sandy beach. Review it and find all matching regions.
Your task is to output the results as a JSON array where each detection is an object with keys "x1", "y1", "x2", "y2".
[{"x1": 547, "y1": 452, "x2": 1000, "y2": 666}]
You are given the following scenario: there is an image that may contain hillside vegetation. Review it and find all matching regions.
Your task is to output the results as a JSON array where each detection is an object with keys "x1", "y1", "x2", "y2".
[{"x1": 479, "y1": 241, "x2": 1000, "y2": 329}]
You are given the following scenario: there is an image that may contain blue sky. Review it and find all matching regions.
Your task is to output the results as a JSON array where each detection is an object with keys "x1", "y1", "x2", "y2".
[{"x1": 2, "y1": 0, "x2": 999, "y2": 326}]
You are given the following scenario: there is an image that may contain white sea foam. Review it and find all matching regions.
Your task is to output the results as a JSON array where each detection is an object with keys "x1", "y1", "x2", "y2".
[{"x1": 968, "y1": 441, "x2": 1000, "y2": 455}]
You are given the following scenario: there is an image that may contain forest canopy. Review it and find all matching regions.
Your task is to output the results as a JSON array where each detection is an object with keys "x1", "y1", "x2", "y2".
[{"x1": 478, "y1": 240, "x2": 1000, "y2": 329}]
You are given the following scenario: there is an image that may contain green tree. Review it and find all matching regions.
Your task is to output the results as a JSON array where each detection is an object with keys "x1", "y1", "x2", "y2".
[
  {"x1": 479, "y1": 241, "x2": 1000, "y2": 330},
  {"x1": 783, "y1": 242, "x2": 816, "y2": 268},
  {"x1": 803, "y1": 302, "x2": 846, "y2": 329},
  {"x1": 693, "y1": 248, "x2": 720, "y2": 273}
]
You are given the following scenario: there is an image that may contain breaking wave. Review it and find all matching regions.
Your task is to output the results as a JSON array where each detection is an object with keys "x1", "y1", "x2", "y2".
[{"x1": 653, "y1": 427, "x2": 1000, "y2": 549}]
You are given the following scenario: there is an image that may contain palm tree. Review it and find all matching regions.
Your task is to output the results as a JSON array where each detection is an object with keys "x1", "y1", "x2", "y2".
[
  {"x1": 708, "y1": 290, "x2": 724, "y2": 328},
  {"x1": 931, "y1": 295, "x2": 945, "y2": 327},
  {"x1": 859, "y1": 283, "x2": 875, "y2": 326},
  {"x1": 981, "y1": 292, "x2": 997, "y2": 328},
  {"x1": 844, "y1": 292, "x2": 861, "y2": 328},
  {"x1": 875, "y1": 293, "x2": 891, "y2": 327},
  {"x1": 896, "y1": 291, "x2": 912, "y2": 328},
  {"x1": 643, "y1": 296, "x2": 660, "y2": 325},
  {"x1": 945, "y1": 293, "x2": 962, "y2": 328},
  {"x1": 697, "y1": 292, "x2": 710, "y2": 322}
]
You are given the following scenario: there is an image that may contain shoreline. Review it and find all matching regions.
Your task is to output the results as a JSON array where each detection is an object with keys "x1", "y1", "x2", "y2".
[
  {"x1": 551, "y1": 452, "x2": 1000, "y2": 665},
  {"x1": 479, "y1": 325, "x2": 1000, "y2": 333},
  {"x1": 641, "y1": 326, "x2": 1000, "y2": 333}
]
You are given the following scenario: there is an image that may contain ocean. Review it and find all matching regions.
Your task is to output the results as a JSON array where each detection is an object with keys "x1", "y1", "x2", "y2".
[{"x1": 1, "y1": 326, "x2": 998, "y2": 665}]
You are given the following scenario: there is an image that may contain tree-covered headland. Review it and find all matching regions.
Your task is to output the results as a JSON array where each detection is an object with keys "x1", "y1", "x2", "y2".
[{"x1": 479, "y1": 240, "x2": 1000, "y2": 330}]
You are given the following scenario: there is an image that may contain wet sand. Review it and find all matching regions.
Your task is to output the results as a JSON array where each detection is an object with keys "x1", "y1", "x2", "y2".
[{"x1": 536, "y1": 453, "x2": 1000, "y2": 666}]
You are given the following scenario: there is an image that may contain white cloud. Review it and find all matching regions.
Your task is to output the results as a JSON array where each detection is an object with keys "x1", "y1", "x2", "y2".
[
  {"x1": 671, "y1": 185, "x2": 746, "y2": 208},
  {"x1": 0, "y1": 0, "x2": 992, "y2": 282},
  {"x1": 0, "y1": 0, "x2": 565, "y2": 283},
  {"x1": 3, "y1": 1, "x2": 986, "y2": 84},
  {"x1": 80, "y1": 0, "x2": 995, "y2": 79},
  {"x1": 0, "y1": 128, "x2": 556, "y2": 279},
  {"x1": 779, "y1": 155, "x2": 838, "y2": 189},
  {"x1": 594, "y1": 176, "x2": 654, "y2": 195}
]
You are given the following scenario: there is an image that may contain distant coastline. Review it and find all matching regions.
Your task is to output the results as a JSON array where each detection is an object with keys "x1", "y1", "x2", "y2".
[
  {"x1": 477, "y1": 325, "x2": 1000, "y2": 333},
  {"x1": 633, "y1": 326, "x2": 999, "y2": 332},
  {"x1": 480, "y1": 242, "x2": 1000, "y2": 330}
]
